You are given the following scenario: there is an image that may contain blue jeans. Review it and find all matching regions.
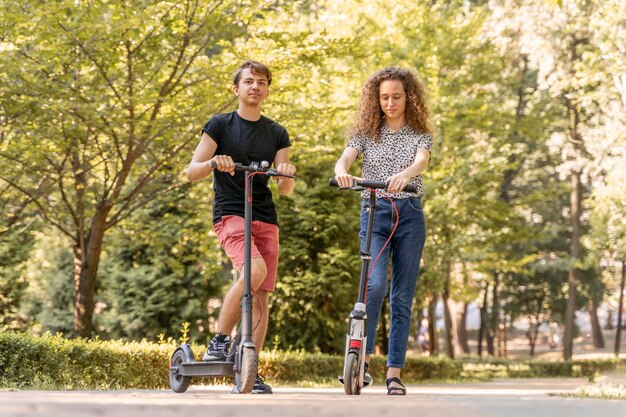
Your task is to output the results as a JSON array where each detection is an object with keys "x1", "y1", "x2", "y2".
[{"x1": 360, "y1": 197, "x2": 426, "y2": 368}]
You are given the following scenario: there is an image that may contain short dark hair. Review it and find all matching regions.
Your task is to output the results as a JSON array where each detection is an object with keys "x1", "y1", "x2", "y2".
[{"x1": 233, "y1": 60, "x2": 272, "y2": 86}]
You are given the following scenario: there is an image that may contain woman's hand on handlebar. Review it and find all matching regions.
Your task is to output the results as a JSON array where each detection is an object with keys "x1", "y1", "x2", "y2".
[
  {"x1": 386, "y1": 172, "x2": 412, "y2": 193},
  {"x1": 210, "y1": 155, "x2": 235, "y2": 176},
  {"x1": 334, "y1": 173, "x2": 355, "y2": 189}
]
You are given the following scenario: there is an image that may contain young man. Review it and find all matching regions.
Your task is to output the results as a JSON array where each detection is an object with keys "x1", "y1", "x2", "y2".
[{"x1": 186, "y1": 60, "x2": 296, "y2": 394}]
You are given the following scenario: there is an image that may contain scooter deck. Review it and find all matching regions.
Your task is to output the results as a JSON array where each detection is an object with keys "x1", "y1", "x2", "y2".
[{"x1": 172, "y1": 361, "x2": 236, "y2": 377}]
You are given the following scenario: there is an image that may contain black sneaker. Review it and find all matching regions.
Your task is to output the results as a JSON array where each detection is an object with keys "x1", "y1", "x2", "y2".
[
  {"x1": 363, "y1": 362, "x2": 373, "y2": 386},
  {"x1": 251, "y1": 374, "x2": 273, "y2": 394},
  {"x1": 201, "y1": 333, "x2": 231, "y2": 361}
]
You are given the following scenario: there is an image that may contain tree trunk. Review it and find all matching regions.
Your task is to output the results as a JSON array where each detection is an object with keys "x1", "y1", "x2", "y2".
[
  {"x1": 414, "y1": 303, "x2": 425, "y2": 347},
  {"x1": 563, "y1": 171, "x2": 582, "y2": 360},
  {"x1": 443, "y1": 299, "x2": 455, "y2": 358},
  {"x1": 428, "y1": 295, "x2": 438, "y2": 354},
  {"x1": 528, "y1": 322, "x2": 540, "y2": 356},
  {"x1": 605, "y1": 310, "x2": 614, "y2": 330},
  {"x1": 73, "y1": 207, "x2": 109, "y2": 337},
  {"x1": 589, "y1": 298, "x2": 605, "y2": 348},
  {"x1": 486, "y1": 272, "x2": 499, "y2": 356},
  {"x1": 442, "y1": 264, "x2": 457, "y2": 358},
  {"x1": 498, "y1": 313, "x2": 508, "y2": 358},
  {"x1": 456, "y1": 302, "x2": 470, "y2": 354},
  {"x1": 478, "y1": 282, "x2": 489, "y2": 357},
  {"x1": 615, "y1": 261, "x2": 625, "y2": 357}
]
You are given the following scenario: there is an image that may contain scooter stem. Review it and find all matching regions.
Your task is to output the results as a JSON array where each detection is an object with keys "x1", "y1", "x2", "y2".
[
  {"x1": 357, "y1": 191, "x2": 377, "y2": 304},
  {"x1": 240, "y1": 168, "x2": 254, "y2": 344}
]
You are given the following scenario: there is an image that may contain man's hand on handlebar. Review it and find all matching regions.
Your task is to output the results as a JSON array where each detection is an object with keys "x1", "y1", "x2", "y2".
[
  {"x1": 209, "y1": 158, "x2": 296, "y2": 179},
  {"x1": 209, "y1": 155, "x2": 235, "y2": 176},
  {"x1": 275, "y1": 163, "x2": 296, "y2": 179}
]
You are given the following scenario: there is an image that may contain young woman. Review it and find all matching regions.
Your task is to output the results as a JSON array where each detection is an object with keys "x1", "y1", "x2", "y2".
[{"x1": 334, "y1": 67, "x2": 433, "y2": 395}]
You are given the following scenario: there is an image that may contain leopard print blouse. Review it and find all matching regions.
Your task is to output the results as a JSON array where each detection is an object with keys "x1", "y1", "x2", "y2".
[{"x1": 348, "y1": 125, "x2": 433, "y2": 199}]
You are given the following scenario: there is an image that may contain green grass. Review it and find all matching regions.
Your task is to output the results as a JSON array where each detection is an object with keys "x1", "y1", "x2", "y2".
[{"x1": 559, "y1": 384, "x2": 626, "y2": 400}]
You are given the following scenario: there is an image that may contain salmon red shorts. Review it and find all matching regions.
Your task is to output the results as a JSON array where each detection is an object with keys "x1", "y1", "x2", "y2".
[{"x1": 213, "y1": 215, "x2": 279, "y2": 291}]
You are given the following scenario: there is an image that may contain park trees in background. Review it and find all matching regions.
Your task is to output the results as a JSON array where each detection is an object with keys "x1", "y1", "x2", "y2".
[
  {"x1": 0, "y1": 186, "x2": 38, "y2": 331},
  {"x1": 0, "y1": 0, "x2": 624, "y2": 358},
  {"x1": 0, "y1": 0, "x2": 256, "y2": 337},
  {"x1": 441, "y1": 0, "x2": 626, "y2": 359},
  {"x1": 228, "y1": 1, "x2": 373, "y2": 353},
  {"x1": 503, "y1": 0, "x2": 626, "y2": 359}
]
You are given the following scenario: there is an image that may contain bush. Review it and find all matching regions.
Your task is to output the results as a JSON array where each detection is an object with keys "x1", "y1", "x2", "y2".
[
  {"x1": 1, "y1": 331, "x2": 623, "y2": 389},
  {"x1": 0, "y1": 331, "x2": 172, "y2": 389},
  {"x1": 459, "y1": 357, "x2": 622, "y2": 381}
]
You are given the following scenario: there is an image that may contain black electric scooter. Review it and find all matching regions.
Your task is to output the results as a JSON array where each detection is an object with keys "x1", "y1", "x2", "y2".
[
  {"x1": 329, "y1": 178, "x2": 417, "y2": 395},
  {"x1": 169, "y1": 160, "x2": 294, "y2": 394}
]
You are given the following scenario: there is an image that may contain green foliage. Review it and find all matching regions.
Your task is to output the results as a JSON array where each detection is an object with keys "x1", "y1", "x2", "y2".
[
  {"x1": 97, "y1": 184, "x2": 229, "y2": 343},
  {"x1": 1, "y1": 332, "x2": 621, "y2": 389},
  {"x1": 269, "y1": 163, "x2": 362, "y2": 353},
  {"x1": 19, "y1": 232, "x2": 75, "y2": 335},
  {"x1": 0, "y1": 183, "x2": 39, "y2": 331},
  {"x1": 564, "y1": 384, "x2": 626, "y2": 400},
  {"x1": 460, "y1": 357, "x2": 620, "y2": 381},
  {"x1": 0, "y1": 229, "x2": 35, "y2": 331},
  {"x1": 1, "y1": 0, "x2": 624, "y2": 356},
  {"x1": 261, "y1": 349, "x2": 345, "y2": 385},
  {"x1": 0, "y1": 331, "x2": 173, "y2": 389},
  {"x1": 0, "y1": 0, "x2": 260, "y2": 336}
]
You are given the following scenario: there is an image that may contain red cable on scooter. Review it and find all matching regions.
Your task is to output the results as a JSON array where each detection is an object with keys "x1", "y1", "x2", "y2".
[
  {"x1": 245, "y1": 172, "x2": 261, "y2": 203},
  {"x1": 363, "y1": 189, "x2": 400, "y2": 303}
]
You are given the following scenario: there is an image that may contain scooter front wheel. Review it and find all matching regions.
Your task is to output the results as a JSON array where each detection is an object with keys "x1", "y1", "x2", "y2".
[
  {"x1": 169, "y1": 349, "x2": 191, "y2": 393},
  {"x1": 343, "y1": 351, "x2": 362, "y2": 395},
  {"x1": 234, "y1": 347, "x2": 258, "y2": 394}
]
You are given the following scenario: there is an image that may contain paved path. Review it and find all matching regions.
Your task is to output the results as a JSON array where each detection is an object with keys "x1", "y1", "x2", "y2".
[{"x1": 1, "y1": 378, "x2": 624, "y2": 417}]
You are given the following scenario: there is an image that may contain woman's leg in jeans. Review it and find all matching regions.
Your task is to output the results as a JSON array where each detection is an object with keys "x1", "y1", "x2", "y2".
[
  {"x1": 387, "y1": 198, "x2": 426, "y2": 370},
  {"x1": 361, "y1": 199, "x2": 393, "y2": 358}
]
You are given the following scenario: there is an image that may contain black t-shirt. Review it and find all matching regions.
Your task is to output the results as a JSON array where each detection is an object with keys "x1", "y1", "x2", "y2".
[{"x1": 202, "y1": 111, "x2": 291, "y2": 225}]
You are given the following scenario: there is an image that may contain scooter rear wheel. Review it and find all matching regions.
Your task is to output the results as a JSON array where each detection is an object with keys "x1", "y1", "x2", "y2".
[
  {"x1": 234, "y1": 347, "x2": 258, "y2": 394},
  {"x1": 343, "y1": 351, "x2": 362, "y2": 395},
  {"x1": 169, "y1": 349, "x2": 191, "y2": 393}
]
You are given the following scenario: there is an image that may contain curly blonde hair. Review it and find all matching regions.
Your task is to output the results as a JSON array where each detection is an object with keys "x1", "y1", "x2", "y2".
[{"x1": 349, "y1": 67, "x2": 431, "y2": 142}]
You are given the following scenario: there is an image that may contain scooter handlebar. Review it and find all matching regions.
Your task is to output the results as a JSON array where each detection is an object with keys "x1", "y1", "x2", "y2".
[
  {"x1": 209, "y1": 160, "x2": 295, "y2": 178},
  {"x1": 328, "y1": 178, "x2": 418, "y2": 194}
]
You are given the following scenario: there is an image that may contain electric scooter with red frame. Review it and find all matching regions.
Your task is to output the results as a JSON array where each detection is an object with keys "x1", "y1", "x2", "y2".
[{"x1": 329, "y1": 177, "x2": 417, "y2": 395}]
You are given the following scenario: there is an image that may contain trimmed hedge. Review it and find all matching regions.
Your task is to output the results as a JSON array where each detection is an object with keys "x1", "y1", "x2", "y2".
[
  {"x1": 0, "y1": 331, "x2": 622, "y2": 389},
  {"x1": 458, "y1": 357, "x2": 621, "y2": 381},
  {"x1": 0, "y1": 331, "x2": 172, "y2": 389}
]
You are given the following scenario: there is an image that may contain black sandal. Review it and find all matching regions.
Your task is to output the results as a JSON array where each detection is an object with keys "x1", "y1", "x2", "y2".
[
  {"x1": 386, "y1": 377, "x2": 406, "y2": 395},
  {"x1": 363, "y1": 362, "x2": 372, "y2": 386}
]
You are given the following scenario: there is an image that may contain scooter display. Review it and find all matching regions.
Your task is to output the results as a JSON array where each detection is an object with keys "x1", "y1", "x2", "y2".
[
  {"x1": 169, "y1": 160, "x2": 294, "y2": 394},
  {"x1": 329, "y1": 178, "x2": 417, "y2": 395}
]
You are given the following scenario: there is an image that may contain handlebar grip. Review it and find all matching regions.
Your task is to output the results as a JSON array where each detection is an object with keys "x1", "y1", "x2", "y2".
[
  {"x1": 329, "y1": 178, "x2": 418, "y2": 193},
  {"x1": 209, "y1": 160, "x2": 245, "y2": 171},
  {"x1": 358, "y1": 180, "x2": 386, "y2": 189}
]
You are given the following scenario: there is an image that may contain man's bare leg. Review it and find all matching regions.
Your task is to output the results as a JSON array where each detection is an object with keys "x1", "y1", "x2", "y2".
[
  {"x1": 252, "y1": 289, "x2": 269, "y2": 351},
  {"x1": 217, "y1": 258, "x2": 267, "y2": 335}
]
